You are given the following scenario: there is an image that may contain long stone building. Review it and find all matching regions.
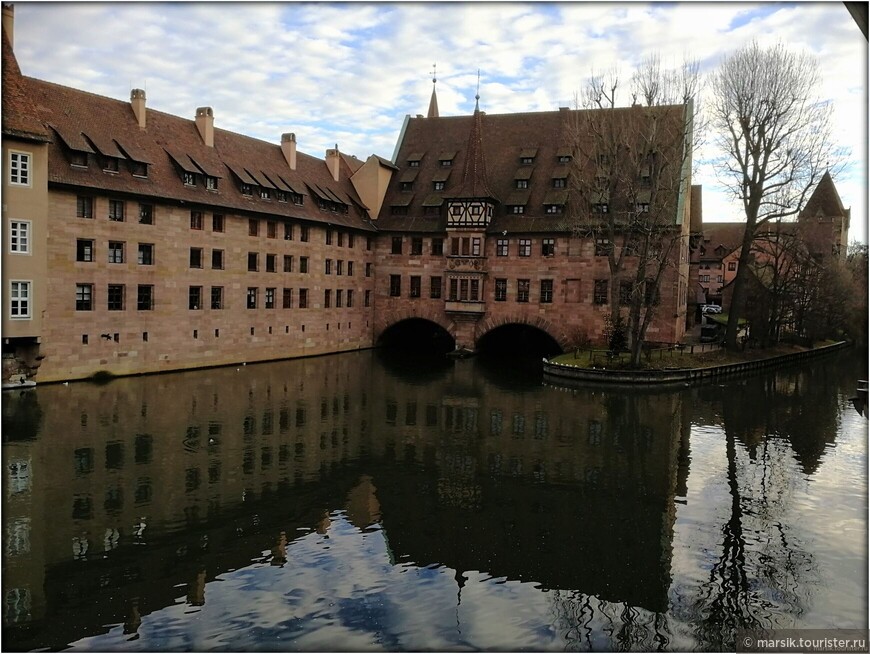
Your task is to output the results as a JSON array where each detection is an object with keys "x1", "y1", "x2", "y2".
[{"x1": 2, "y1": 7, "x2": 695, "y2": 384}]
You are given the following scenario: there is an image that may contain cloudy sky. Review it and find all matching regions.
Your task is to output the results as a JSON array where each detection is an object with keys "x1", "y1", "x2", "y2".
[{"x1": 11, "y1": 2, "x2": 868, "y2": 241}]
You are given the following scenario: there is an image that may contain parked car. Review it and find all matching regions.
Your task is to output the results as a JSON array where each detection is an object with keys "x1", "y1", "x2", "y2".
[{"x1": 702, "y1": 304, "x2": 722, "y2": 314}]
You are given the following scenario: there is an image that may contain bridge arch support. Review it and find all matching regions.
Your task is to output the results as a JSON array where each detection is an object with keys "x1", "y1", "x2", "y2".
[
  {"x1": 374, "y1": 307, "x2": 456, "y2": 349},
  {"x1": 474, "y1": 315, "x2": 572, "y2": 353}
]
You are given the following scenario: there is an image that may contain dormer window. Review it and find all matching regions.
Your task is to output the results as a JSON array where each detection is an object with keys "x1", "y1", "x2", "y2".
[
  {"x1": 558, "y1": 155, "x2": 572, "y2": 163},
  {"x1": 240, "y1": 183, "x2": 253, "y2": 196},
  {"x1": 520, "y1": 156, "x2": 534, "y2": 165},
  {"x1": 276, "y1": 190, "x2": 287, "y2": 202},
  {"x1": 260, "y1": 188, "x2": 271, "y2": 200},
  {"x1": 635, "y1": 203, "x2": 650, "y2": 213},
  {"x1": 592, "y1": 203, "x2": 609, "y2": 214},
  {"x1": 400, "y1": 181, "x2": 413, "y2": 192},
  {"x1": 70, "y1": 151, "x2": 88, "y2": 168},
  {"x1": 292, "y1": 193, "x2": 303, "y2": 205},
  {"x1": 409, "y1": 160, "x2": 420, "y2": 168},
  {"x1": 553, "y1": 178, "x2": 567, "y2": 188},
  {"x1": 545, "y1": 204, "x2": 563, "y2": 214},
  {"x1": 511, "y1": 205, "x2": 525, "y2": 214},
  {"x1": 516, "y1": 179, "x2": 528, "y2": 189},
  {"x1": 391, "y1": 205, "x2": 408, "y2": 216},
  {"x1": 103, "y1": 157, "x2": 119, "y2": 173},
  {"x1": 318, "y1": 198, "x2": 329, "y2": 210},
  {"x1": 131, "y1": 161, "x2": 148, "y2": 178},
  {"x1": 440, "y1": 159, "x2": 452, "y2": 167},
  {"x1": 434, "y1": 181, "x2": 445, "y2": 191},
  {"x1": 183, "y1": 171, "x2": 196, "y2": 186},
  {"x1": 206, "y1": 176, "x2": 218, "y2": 191}
]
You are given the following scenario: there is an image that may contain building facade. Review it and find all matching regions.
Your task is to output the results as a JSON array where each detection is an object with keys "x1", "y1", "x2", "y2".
[{"x1": 2, "y1": 8, "x2": 695, "y2": 383}]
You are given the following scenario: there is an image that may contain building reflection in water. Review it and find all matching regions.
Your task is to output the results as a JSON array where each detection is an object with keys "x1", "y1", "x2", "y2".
[{"x1": 1, "y1": 348, "x2": 860, "y2": 651}]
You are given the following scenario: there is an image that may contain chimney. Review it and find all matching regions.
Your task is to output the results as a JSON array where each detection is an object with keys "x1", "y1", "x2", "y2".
[
  {"x1": 195, "y1": 106, "x2": 214, "y2": 147},
  {"x1": 131, "y1": 89, "x2": 146, "y2": 129},
  {"x1": 281, "y1": 133, "x2": 297, "y2": 171},
  {"x1": 325, "y1": 144, "x2": 340, "y2": 182},
  {"x1": 2, "y1": 4, "x2": 14, "y2": 49}
]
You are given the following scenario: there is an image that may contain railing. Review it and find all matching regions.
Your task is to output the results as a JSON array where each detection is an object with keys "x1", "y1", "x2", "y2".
[
  {"x1": 576, "y1": 342, "x2": 723, "y2": 367},
  {"x1": 544, "y1": 341, "x2": 851, "y2": 387}
]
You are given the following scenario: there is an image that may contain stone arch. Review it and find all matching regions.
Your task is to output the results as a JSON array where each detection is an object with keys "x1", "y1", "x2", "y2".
[
  {"x1": 374, "y1": 306, "x2": 456, "y2": 346},
  {"x1": 474, "y1": 314, "x2": 572, "y2": 353}
]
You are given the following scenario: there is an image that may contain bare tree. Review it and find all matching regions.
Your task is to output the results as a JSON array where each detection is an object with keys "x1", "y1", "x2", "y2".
[
  {"x1": 564, "y1": 56, "x2": 702, "y2": 367},
  {"x1": 710, "y1": 42, "x2": 840, "y2": 350}
]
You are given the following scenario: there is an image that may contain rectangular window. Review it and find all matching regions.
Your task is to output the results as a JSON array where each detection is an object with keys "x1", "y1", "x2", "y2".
[
  {"x1": 283, "y1": 255, "x2": 294, "y2": 273},
  {"x1": 77, "y1": 239, "x2": 95, "y2": 262},
  {"x1": 139, "y1": 203, "x2": 154, "y2": 224},
  {"x1": 10, "y1": 281, "x2": 31, "y2": 318},
  {"x1": 619, "y1": 281, "x2": 633, "y2": 305},
  {"x1": 189, "y1": 247, "x2": 203, "y2": 268},
  {"x1": 496, "y1": 239, "x2": 508, "y2": 256},
  {"x1": 470, "y1": 279, "x2": 480, "y2": 301},
  {"x1": 517, "y1": 279, "x2": 530, "y2": 303},
  {"x1": 9, "y1": 151, "x2": 31, "y2": 186},
  {"x1": 189, "y1": 286, "x2": 202, "y2": 310},
  {"x1": 430, "y1": 276, "x2": 442, "y2": 299},
  {"x1": 108, "y1": 241, "x2": 124, "y2": 264},
  {"x1": 411, "y1": 237, "x2": 423, "y2": 255},
  {"x1": 265, "y1": 288, "x2": 275, "y2": 309},
  {"x1": 347, "y1": 261, "x2": 354, "y2": 276},
  {"x1": 248, "y1": 252, "x2": 258, "y2": 272},
  {"x1": 389, "y1": 275, "x2": 401, "y2": 297},
  {"x1": 472, "y1": 238, "x2": 481, "y2": 256},
  {"x1": 410, "y1": 276, "x2": 421, "y2": 298},
  {"x1": 212, "y1": 249, "x2": 224, "y2": 270},
  {"x1": 516, "y1": 179, "x2": 528, "y2": 189},
  {"x1": 137, "y1": 243, "x2": 154, "y2": 265},
  {"x1": 282, "y1": 288, "x2": 293, "y2": 309},
  {"x1": 107, "y1": 284, "x2": 124, "y2": 311},
  {"x1": 183, "y1": 171, "x2": 196, "y2": 186},
  {"x1": 211, "y1": 286, "x2": 223, "y2": 310},
  {"x1": 267, "y1": 221, "x2": 277, "y2": 239},
  {"x1": 432, "y1": 238, "x2": 444, "y2": 256},
  {"x1": 336, "y1": 260, "x2": 344, "y2": 276},
  {"x1": 519, "y1": 239, "x2": 531, "y2": 257},
  {"x1": 300, "y1": 257, "x2": 309, "y2": 273},
  {"x1": 260, "y1": 188, "x2": 271, "y2": 200},
  {"x1": 592, "y1": 203, "x2": 609, "y2": 214},
  {"x1": 249, "y1": 219, "x2": 259, "y2": 237},
  {"x1": 348, "y1": 233, "x2": 355, "y2": 248},
  {"x1": 553, "y1": 178, "x2": 567, "y2": 188},
  {"x1": 459, "y1": 279, "x2": 469, "y2": 301},
  {"x1": 540, "y1": 279, "x2": 553, "y2": 303},
  {"x1": 645, "y1": 281, "x2": 659, "y2": 306},
  {"x1": 460, "y1": 237, "x2": 471, "y2": 256},
  {"x1": 76, "y1": 196, "x2": 94, "y2": 219},
  {"x1": 247, "y1": 287, "x2": 258, "y2": 309},
  {"x1": 9, "y1": 221, "x2": 30, "y2": 254},
  {"x1": 391, "y1": 236, "x2": 402, "y2": 254},
  {"x1": 300, "y1": 225, "x2": 310, "y2": 242},
  {"x1": 108, "y1": 199, "x2": 125, "y2": 222},
  {"x1": 190, "y1": 211, "x2": 203, "y2": 230},
  {"x1": 284, "y1": 223, "x2": 294, "y2": 240},
  {"x1": 364, "y1": 290, "x2": 371, "y2": 307},
  {"x1": 324, "y1": 289, "x2": 331, "y2": 308},
  {"x1": 595, "y1": 238, "x2": 611, "y2": 257},
  {"x1": 76, "y1": 283, "x2": 93, "y2": 311},
  {"x1": 728, "y1": 261, "x2": 736, "y2": 271},
  {"x1": 212, "y1": 214, "x2": 225, "y2": 232},
  {"x1": 542, "y1": 238, "x2": 555, "y2": 256},
  {"x1": 545, "y1": 204, "x2": 563, "y2": 214},
  {"x1": 337, "y1": 233, "x2": 344, "y2": 247},
  {"x1": 495, "y1": 278, "x2": 507, "y2": 301},
  {"x1": 347, "y1": 289, "x2": 354, "y2": 307},
  {"x1": 594, "y1": 280, "x2": 608, "y2": 305},
  {"x1": 299, "y1": 288, "x2": 308, "y2": 308},
  {"x1": 336, "y1": 289, "x2": 343, "y2": 308},
  {"x1": 206, "y1": 176, "x2": 218, "y2": 191},
  {"x1": 266, "y1": 254, "x2": 276, "y2": 273},
  {"x1": 137, "y1": 285, "x2": 153, "y2": 311},
  {"x1": 365, "y1": 262, "x2": 373, "y2": 277},
  {"x1": 325, "y1": 259, "x2": 332, "y2": 275},
  {"x1": 449, "y1": 278, "x2": 458, "y2": 301},
  {"x1": 325, "y1": 229, "x2": 333, "y2": 245},
  {"x1": 511, "y1": 205, "x2": 525, "y2": 214}
]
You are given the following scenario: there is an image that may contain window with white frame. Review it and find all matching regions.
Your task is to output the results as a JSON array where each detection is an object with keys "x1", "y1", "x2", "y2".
[
  {"x1": 9, "y1": 152, "x2": 30, "y2": 186},
  {"x1": 9, "y1": 221, "x2": 30, "y2": 254},
  {"x1": 9, "y1": 281, "x2": 31, "y2": 319}
]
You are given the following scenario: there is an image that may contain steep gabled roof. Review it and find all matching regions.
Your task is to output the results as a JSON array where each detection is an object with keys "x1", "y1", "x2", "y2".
[
  {"x1": 1, "y1": 30, "x2": 49, "y2": 142},
  {"x1": 800, "y1": 171, "x2": 847, "y2": 219}
]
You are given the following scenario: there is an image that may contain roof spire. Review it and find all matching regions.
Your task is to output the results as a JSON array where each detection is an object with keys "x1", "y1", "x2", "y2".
[
  {"x1": 474, "y1": 69, "x2": 480, "y2": 112},
  {"x1": 427, "y1": 62, "x2": 439, "y2": 118},
  {"x1": 451, "y1": 71, "x2": 496, "y2": 201}
]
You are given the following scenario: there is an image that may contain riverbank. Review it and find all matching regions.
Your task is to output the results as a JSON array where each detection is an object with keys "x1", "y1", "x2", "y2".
[{"x1": 544, "y1": 340, "x2": 851, "y2": 387}]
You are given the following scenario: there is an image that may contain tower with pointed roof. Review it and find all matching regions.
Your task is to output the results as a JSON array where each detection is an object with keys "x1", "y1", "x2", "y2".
[{"x1": 798, "y1": 170, "x2": 851, "y2": 262}]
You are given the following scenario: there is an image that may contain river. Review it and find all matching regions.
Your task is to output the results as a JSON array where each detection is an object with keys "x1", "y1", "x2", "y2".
[{"x1": 2, "y1": 347, "x2": 867, "y2": 651}]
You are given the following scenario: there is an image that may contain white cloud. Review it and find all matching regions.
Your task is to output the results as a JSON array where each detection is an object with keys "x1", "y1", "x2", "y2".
[{"x1": 12, "y1": 2, "x2": 866, "y2": 241}]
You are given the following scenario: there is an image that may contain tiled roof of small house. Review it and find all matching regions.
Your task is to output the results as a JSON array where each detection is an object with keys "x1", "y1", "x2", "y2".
[
  {"x1": 22, "y1": 75, "x2": 376, "y2": 232},
  {"x1": 1, "y1": 30, "x2": 49, "y2": 142},
  {"x1": 378, "y1": 103, "x2": 687, "y2": 233}
]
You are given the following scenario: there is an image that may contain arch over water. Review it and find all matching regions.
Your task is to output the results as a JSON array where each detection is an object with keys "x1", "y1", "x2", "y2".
[
  {"x1": 475, "y1": 316, "x2": 569, "y2": 354},
  {"x1": 376, "y1": 316, "x2": 456, "y2": 353}
]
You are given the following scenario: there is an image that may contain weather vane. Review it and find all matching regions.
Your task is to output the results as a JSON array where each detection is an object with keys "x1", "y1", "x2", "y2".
[{"x1": 431, "y1": 63, "x2": 437, "y2": 85}]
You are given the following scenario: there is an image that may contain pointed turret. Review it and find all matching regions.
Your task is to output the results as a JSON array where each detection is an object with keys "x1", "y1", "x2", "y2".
[
  {"x1": 800, "y1": 170, "x2": 847, "y2": 219},
  {"x1": 451, "y1": 92, "x2": 496, "y2": 201},
  {"x1": 427, "y1": 71, "x2": 439, "y2": 118}
]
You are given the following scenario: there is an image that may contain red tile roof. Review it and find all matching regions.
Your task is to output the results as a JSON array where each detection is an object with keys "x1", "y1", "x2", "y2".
[
  {"x1": 800, "y1": 171, "x2": 848, "y2": 219},
  {"x1": 21, "y1": 75, "x2": 376, "y2": 231},
  {"x1": 1, "y1": 30, "x2": 49, "y2": 142}
]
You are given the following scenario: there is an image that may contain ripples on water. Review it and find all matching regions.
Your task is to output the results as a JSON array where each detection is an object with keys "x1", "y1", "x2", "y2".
[{"x1": 2, "y1": 348, "x2": 866, "y2": 651}]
